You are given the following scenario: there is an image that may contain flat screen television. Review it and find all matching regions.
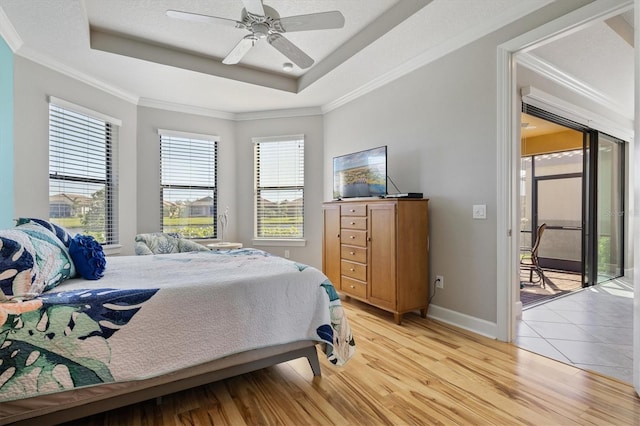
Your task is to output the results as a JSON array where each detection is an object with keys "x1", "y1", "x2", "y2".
[{"x1": 333, "y1": 146, "x2": 387, "y2": 199}]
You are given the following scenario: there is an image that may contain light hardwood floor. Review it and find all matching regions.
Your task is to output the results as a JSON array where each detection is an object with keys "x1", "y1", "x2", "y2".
[{"x1": 68, "y1": 299, "x2": 640, "y2": 425}]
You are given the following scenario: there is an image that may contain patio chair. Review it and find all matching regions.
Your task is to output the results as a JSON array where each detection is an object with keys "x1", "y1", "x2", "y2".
[{"x1": 520, "y1": 223, "x2": 547, "y2": 288}]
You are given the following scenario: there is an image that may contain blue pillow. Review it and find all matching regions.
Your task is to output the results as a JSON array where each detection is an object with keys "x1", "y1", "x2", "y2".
[{"x1": 69, "y1": 235, "x2": 106, "y2": 280}]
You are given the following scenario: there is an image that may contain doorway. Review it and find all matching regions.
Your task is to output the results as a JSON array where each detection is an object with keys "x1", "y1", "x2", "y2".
[
  {"x1": 519, "y1": 108, "x2": 625, "y2": 306},
  {"x1": 495, "y1": 0, "x2": 637, "y2": 392}
]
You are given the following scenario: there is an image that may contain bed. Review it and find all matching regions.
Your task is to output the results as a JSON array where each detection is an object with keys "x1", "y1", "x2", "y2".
[{"x1": 0, "y1": 242, "x2": 355, "y2": 425}]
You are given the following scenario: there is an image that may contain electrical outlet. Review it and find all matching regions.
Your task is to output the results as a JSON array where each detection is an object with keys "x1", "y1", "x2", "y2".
[
  {"x1": 284, "y1": 249, "x2": 290, "y2": 259},
  {"x1": 436, "y1": 275, "x2": 444, "y2": 289}
]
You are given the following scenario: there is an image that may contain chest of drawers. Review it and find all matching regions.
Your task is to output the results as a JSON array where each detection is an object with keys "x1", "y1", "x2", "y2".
[{"x1": 322, "y1": 199, "x2": 429, "y2": 324}]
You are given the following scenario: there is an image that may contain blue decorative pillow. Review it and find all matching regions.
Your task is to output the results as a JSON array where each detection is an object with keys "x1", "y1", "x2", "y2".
[
  {"x1": 16, "y1": 218, "x2": 72, "y2": 247},
  {"x1": 69, "y1": 235, "x2": 106, "y2": 280}
]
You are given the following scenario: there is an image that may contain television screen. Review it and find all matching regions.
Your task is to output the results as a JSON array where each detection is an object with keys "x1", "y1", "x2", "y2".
[{"x1": 333, "y1": 146, "x2": 387, "y2": 199}]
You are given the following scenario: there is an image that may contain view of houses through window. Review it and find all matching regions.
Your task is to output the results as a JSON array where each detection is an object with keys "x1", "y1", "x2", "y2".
[
  {"x1": 160, "y1": 131, "x2": 218, "y2": 238},
  {"x1": 254, "y1": 136, "x2": 304, "y2": 239},
  {"x1": 48, "y1": 101, "x2": 119, "y2": 245}
]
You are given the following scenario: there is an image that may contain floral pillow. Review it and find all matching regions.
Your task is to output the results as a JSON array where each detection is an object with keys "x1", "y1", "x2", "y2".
[
  {"x1": 69, "y1": 235, "x2": 106, "y2": 280},
  {"x1": 0, "y1": 223, "x2": 75, "y2": 301},
  {"x1": 0, "y1": 230, "x2": 38, "y2": 301},
  {"x1": 16, "y1": 217, "x2": 72, "y2": 247},
  {"x1": 15, "y1": 222, "x2": 76, "y2": 292},
  {"x1": 135, "y1": 233, "x2": 179, "y2": 255},
  {"x1": 177, "y1": 238, "x2": 210, "y2": 253},
  {"x1": 134, "y1": 233, "x2": 208, "y2": 255}
]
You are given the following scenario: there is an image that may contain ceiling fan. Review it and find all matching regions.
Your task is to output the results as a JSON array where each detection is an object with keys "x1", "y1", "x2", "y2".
[{"x1": 166, "y1": 0, "x2": 345, "y2": 70}]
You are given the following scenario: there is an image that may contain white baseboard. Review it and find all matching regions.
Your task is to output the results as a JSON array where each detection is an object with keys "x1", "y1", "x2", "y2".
[{"x1": 427, "y1": 304, "x2": 498, "y2": 339}]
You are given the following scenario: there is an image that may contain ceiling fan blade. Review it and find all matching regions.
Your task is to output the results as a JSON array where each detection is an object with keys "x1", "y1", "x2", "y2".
[
  {"x1": 277, "y1": 11, "x2": 345, "y2": 32},
  {"x1": 166, "y1": 10, "x2": 241, "y2": 29},
  {"x1": 267, "y1": 34, "x2": 314, "y2": 69},
  {"x1": 241, "y1": 0, "x2": 265, "y2": 16},
  {"x1": 223, "y1": 35, "x2": 257, "y2": 64}
]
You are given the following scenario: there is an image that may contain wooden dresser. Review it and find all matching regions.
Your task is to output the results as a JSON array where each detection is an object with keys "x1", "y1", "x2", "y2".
[{"x1": 322, "y1": 198, "x2": 429, "y2": 324}]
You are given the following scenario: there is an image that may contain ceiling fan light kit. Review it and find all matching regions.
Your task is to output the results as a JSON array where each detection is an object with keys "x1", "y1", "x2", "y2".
[{"x1": 167, "y1": 0, "x2": 345, "y2": 70}]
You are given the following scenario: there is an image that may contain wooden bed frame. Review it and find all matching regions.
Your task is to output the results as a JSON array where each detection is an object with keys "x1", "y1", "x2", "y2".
[{"x1": 1, "y1": 341, "x2": 321, "y2": 426}]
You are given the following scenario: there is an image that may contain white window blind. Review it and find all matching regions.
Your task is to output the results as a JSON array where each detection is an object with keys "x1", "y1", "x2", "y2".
[
  {"x1": 254, "y1": 135, "x2": 304, "y2": 239},
  {"x1": 159, "y1": 131, "x2": 218, "y2": 239},
  {"x1": 49, "y1": 102, "x2": 119, "y2": 245}
]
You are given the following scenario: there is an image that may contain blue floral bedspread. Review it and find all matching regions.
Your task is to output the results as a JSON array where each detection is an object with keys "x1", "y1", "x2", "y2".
[{"x1": 0, "y1": 249, "x2": 355, "y2": 403}]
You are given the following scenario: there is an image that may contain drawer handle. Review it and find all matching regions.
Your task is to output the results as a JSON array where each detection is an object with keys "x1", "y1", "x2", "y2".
[
  {"x1": 350, "y1": 209, "x2": 355, "y2": 212},
  {"x1": 350, "y1": 235, "x2": 355, "y2": 239},
  {"x1": 350, "y1": 285, "x2": 356, "y2": 289},
  {"x1": 350, "y1": 221, "x2": 355, "y2": 225},
  {"x1": 350, "y1": 268, "x2": 355, "y2": 272},
  {"x1": 350, "y1": 251, "x2": 355, "y2": 255}
]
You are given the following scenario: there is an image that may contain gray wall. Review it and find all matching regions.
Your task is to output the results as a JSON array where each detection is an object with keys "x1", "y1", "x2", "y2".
[
  {"x1": 6, "y1": 0, "x2": 598, "y2": 330},
  {"x1": 13, "y1": 56, "x2": 138, "y2": 254},
  {"x1": 323, "y1": 0, "x2": 593, "y2": 325},
  {"x1": 0, "y1": 37, "x2": 13, "y2": 228},
  {"x1": 136, "y1": 106, "x2": 236, "y2": 242},
  {"x1": 324, "y1": 37, "x2": 498, "y2": 322},
  {"x1": 9, "y1": 56, "x2": 325, "y2": 263},
  {"x1": 235, "y1": 115, "x2": 325, "y2": 268}
]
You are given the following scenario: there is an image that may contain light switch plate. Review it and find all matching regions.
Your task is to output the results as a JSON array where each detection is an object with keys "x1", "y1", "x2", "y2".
[{"x1": 473, "y1": 204, "x2": 487, "y2": 219}]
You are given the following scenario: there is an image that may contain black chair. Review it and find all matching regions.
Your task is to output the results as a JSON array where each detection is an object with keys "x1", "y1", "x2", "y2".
[{"x1": 521, "y1": 223, "x2": 547, "y2": 288}]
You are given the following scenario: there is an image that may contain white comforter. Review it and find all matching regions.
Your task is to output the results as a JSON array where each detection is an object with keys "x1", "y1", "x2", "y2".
[{"x1": 0, "y1": 249, "x2": 354, "y2": 402}]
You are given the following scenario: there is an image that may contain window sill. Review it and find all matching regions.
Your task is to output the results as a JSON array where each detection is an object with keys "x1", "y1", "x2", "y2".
[
  {"x1": 103, "y1": 244, "x2": 122, "y2": 256},
  {"x1": 252, "y1": 239, "x2": 306, "y2": 247}
]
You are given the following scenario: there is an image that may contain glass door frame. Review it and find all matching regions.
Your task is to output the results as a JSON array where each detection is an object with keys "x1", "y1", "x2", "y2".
[
  {"x1": 585, "y1": 131, "x2": 626, "y2": 286},
  {"x1": 522, "y1": 104, "x2": 625, "y2": 288},
  {"x1": 533, "y1": 172, "x2": 584, "y2": 275}
]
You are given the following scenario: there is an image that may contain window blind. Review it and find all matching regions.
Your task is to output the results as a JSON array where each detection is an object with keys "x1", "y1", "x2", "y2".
[
  {"x1": 49, "y1": 103, "x2": 119, "y2": 245},
  {"x1": 254, "y1": 136, "x2": 304, "y2": 239},
  {"x1": 159, "y1": 132, "x2": 218, "y2": 239}
]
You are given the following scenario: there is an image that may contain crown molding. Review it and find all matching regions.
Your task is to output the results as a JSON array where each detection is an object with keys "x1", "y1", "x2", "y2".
[
  {"x1": 0, "y1": 6, "x2": 23, "y2": 51},
  {"x1": 322, "y1": 0, "x2": 554, "y2": 113},
  {"x1": 138, "y1": 99, "x2": 321, "y2": 121},
  {"x1": 138, "y1": 98, "x2": 235, "y2": 120},
  {"x1": 521, "y1": 86, "x2": 634, "y2": 141},
  {"x1": 17, "y1": 45, "x2": 139, "y2": 104},
  {"x1": 517, "y1": 52, "x2": 632, "y2": 121},
  {"x1": 234, "y1": 107, "x2": 322, "y2": 121}
]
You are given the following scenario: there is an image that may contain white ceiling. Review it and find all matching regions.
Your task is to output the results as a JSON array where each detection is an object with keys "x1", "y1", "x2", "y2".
[
  {"x1": 0, "y1": 0, "x2": 634, "y2": 117},
  {"x1": 520, "y1": 8, "x2": 634, "y2": 122}
]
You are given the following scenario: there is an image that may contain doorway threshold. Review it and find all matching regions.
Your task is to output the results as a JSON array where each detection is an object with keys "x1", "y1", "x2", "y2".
[{"x1": 516, "y1": 277, "x2": 633, "y2": 383}]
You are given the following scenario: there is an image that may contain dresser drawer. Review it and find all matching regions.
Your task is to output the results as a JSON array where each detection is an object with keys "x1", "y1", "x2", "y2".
[
  {"x1": 341, "y1": 245, "x2": 367, "y2": 263},
  {"x1": 341, "y1": 216, "x2": 367, "y2": 230},
  {"x1": 341, "y1": 260, "x2": 367, "y2": 281},
  {"x1": 341, "y1": 277, "x2": 367, "y2": 299},
  {"x1": 341, "y1": 204, "x2": 367, "y2": 216},
  {"x1": 341, "y1": 229, "x2": 367, "y2": 247}
]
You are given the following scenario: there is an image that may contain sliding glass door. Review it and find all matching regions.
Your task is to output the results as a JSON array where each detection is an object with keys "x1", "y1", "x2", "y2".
[
  {"x1": 535, "y1": 174, "x2": 583, "y2": 273},
  {"x1": 595, "y1": 133, "x2": 624, "y2": 282},
  {"x1": 521, "y1": 105, "x2": 625, "y2": 288}
]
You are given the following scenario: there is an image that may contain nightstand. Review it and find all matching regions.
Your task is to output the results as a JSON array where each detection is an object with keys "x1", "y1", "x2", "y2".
[{"x1": 207, "y1": 242, "x2": 243, "y2": 250}]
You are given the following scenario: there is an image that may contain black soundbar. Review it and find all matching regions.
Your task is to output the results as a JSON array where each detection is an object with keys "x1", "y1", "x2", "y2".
[{"x1": 385, "y1": 192, "x2": 423, "y2": 198}]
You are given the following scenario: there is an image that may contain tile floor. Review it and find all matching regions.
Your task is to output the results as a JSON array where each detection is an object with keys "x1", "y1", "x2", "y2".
[{"x1": 515, "y1": 277, "x2": 634, "y2": 383}]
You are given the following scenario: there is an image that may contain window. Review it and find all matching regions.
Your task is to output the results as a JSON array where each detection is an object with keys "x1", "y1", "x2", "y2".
[
  {"x1": 159, "y1": 130, "x2": 218, "y2": 238},
  {"x1": 49, "y1": 98, "x2": 119, "y2": 245},
  {"x1": 254, "y1": 135, "x2": 304, "y2": 239}
]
